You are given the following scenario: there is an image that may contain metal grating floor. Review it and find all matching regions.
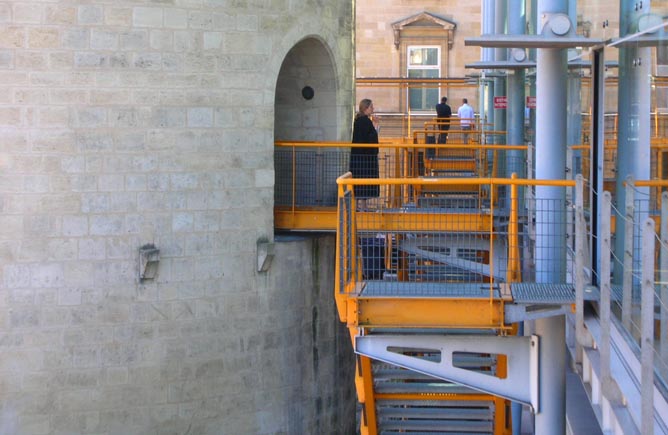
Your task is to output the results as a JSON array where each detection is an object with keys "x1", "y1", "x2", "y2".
[
  {"x1": 361, "y1": 282, "x2": 501, "y2": 298},
  {"x1": 511, "y1": 283, "x2": 598, "y2": 304},
  {"x1": 359, "y1": 281, "x2": 608, "y2": 304}
]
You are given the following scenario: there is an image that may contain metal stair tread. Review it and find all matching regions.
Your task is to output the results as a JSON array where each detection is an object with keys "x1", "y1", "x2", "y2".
[
  {"x1": 378, "y1": 407, "x2": 493, "y2": 419},
  {"x1": 381, "y1": 420, "x2": 494, "y2": 433},
  {"x1": 380, "y1": 430, "x2": 492, "y2": 435},
  {"x1": 374, "y1": 382, "x2": 479, "y2": 394},
  {"x1": 378, "y1": 399, "x2": 494, "y2": 407},
  {"x1": 360, "y1": 281, "x2": 502, "y2": 298}
]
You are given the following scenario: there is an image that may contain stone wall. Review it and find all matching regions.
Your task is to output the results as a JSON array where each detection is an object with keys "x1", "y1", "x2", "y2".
[{"x1": 0, "y1": 1, "x2": 355, "y2": 433}]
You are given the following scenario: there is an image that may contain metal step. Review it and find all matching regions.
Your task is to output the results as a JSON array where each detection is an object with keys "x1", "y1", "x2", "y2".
[
  {"x1": 380, "y1": 419, "x2": 493, "y2": 433},
  {"x1": 377, "y1": 400, "x2": 495, "y2": 434},
  {"x1": 370, "y1": 351, "x2": 500, "y2": 435},
  {"x1": 378, "y1": 406, "x2": 492, "y2": 420},
  {"x1": 381, "y1": 431, "x2": 491, "y2": 435}
]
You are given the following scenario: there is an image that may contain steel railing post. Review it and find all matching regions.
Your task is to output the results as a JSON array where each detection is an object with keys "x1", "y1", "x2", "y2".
[
  {"x1": 623, "y1": 177, "x2": 635, "y2": 330},
  {"x1": 575, "y1": 175, "x2": 585, "y2": 365},
  {"x1": 662, "y1": 191, "x2": 668, "y2": 380},
  {"x1": 600, "y1": 192, "x2": 613, "y2": 399},
  {"x1": 641, "y1": 218, "x2": 656, "y2": 435}
]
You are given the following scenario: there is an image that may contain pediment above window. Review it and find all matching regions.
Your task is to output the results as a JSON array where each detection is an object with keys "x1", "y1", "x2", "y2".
[{"x1": 392, "y1": 11, "x2": 457, "y2": 49}]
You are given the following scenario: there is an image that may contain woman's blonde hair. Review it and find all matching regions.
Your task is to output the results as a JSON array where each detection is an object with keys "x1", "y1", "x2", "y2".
[{"x1": 356, "y1": 99, "x2": 373, "y2": 119}]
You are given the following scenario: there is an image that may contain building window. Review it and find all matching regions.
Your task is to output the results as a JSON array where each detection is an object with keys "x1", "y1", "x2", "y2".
[{"x1": 407, "y1": 46, "x2": 440, "y2": 111}]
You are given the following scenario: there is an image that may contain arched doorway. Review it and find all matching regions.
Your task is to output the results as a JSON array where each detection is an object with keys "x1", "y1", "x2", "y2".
[
  {"x1": 274, "y1": 37, "x2": 338, "y2": 141},
  {"x1": 274, "y1": 37, "x2": 343, "y2": 208}
]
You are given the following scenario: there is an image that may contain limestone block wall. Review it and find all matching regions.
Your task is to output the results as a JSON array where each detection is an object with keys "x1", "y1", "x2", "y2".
[{"x1": 0, "y1": 1, "x2": 355, "y2": 433}]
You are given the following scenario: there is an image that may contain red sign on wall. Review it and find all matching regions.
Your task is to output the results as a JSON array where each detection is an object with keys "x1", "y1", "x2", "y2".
[
  {"x1": 493, "y1": 96, "x2": 507, "y2": 109},
  {"x1": 526, "y1": 96, "x2": 536, "y2": 109}
]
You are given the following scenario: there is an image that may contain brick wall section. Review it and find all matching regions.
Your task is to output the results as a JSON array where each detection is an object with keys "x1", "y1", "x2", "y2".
[{"x1": 0, "y1": 1, "x2": 354, "y2": 433}]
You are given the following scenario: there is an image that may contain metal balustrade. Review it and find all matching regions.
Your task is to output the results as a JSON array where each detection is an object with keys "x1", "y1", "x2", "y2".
[
  {"x1": 274, "y1": 141, "x2": 528, "y2": 230},
  {"x1": 573, "y1": 186, "x2": 668, "y2": 435}
]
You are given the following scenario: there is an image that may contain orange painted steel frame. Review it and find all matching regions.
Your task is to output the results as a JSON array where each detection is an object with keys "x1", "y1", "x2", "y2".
[
  {"x1": 335, "y1": 174, "x2": 577, "y2": 327},
  {"x1": 274, "y1": 141, "x2": 529, "y2": 231},
  {"x1": 334, "y1": 175, "x2": 571, "y2": 435}
]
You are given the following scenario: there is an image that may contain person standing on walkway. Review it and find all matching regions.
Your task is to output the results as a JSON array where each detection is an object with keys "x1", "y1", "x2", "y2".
[
  {"x1": 350, "y1": 99, "x2": 379, "y2": 209},
  {"x1": 435, "y1": 96, "x2": 452, "y2": 144},
  {"x1": 457, "y1": 98, "x2": 475, "y2": 144}
]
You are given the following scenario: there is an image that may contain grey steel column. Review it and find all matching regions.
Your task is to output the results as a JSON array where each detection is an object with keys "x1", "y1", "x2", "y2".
[
  {"x1": 567, "y1": 68, "x2": 582, "y2": 168},
  {"x1": 534, "y1": 0, "x2": 568, "y2": 434},
  {"x1": 507, "y1": 4, "x2": 527, "y2": 434},
  {"x1": 614, "y1": 0, "x2": 652, "y2": 284},
  {"x1": 483, "y1": 0, "x2": 496, "y2": 130},
  {"x1": 567, "y1": 0, "x2": 582, "y2": 166},
  {"x1": 493, "y1": 0, "x2": 507, "y2": 209},
  {"x1": 535, "y1": 52, "x2": 567, "y2": 282},
  {"x1": 494, "y1": 0, "x2": 507, "y2": 146},
  {"x1": 535, "y1": 313, "x2": 566, "y2": 435},
  {"x1": 528, "y1": 0, "x2": 537, "y2": 154},
  {"x1": 507, "y1": 0, "x2": 526, "y2": 181}
]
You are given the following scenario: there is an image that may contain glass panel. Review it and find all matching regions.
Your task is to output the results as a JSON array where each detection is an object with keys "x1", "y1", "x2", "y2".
[
  {"x1": 408, "y1": 69, "x2": 439, "y2": 111},
  {"x1": 408, "y1": 47, "x2": 438, "y2": 66},
  {"x1": 407, "y1": 46, "x2": 440, "y2": 110},
  {"x1": 579, "y1": 1, "x2": 668, "y2": 385}
]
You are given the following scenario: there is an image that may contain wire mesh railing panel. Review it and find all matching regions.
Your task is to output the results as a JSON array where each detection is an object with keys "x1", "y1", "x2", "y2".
[
  {"x1": 530, "y1": 196, "x2": 570, "y2": 284},
  {"x1": 276, "y1": 144, "x2": 530, "y2": 214},
  {"x1": 336, "y1": 179, "x2": 577, "y2": 297},
  {"x1": 274, "y1": 148, "x2": 349, "y2": 207},
  {"x1": 336, "y1": 194, "x2": 503, "y2": 297}
]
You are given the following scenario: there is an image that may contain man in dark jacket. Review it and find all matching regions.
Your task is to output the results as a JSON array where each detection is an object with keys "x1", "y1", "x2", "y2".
[{"x1": 435, "y1": 96, "x2": 452, "y2": 144}]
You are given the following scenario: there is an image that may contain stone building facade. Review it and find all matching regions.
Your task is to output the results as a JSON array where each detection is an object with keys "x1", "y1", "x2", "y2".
[
  {"x1": 355, "y1": 1, "x2": 482, "y2": 115},
  {"x1": 355, "y1": 2, "x2": 668, "y2": 117},
  {"x1": 0, "y1": 1, "x2": 355, "y2": 433}
]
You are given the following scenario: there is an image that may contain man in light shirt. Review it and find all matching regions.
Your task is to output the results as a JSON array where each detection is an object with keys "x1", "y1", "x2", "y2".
[{"x1": 457, "y1": 98, "x2": 475, "y2": 144}]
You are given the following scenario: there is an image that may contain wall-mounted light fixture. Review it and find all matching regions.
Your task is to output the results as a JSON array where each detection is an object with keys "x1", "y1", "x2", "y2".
[
  {"x1": 257, "y1": 239, "x2": 275, "y2": 273},
  {"x1": 139, "y1": 244, "x2": 160, "y2": 281}
]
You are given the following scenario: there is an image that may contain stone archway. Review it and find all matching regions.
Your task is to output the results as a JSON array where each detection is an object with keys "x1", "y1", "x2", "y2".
[
  {"x1": 274, "y1": 37, "x2": 338, "y2": 142},
  {"x1": 274, "y1": 37, "x2": 342, "y2": 207}
]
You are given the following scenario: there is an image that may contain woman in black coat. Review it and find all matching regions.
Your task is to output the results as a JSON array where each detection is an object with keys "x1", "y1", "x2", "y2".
[{"x1": 350, "y1": 99, "x2": 380, "y2": 204}]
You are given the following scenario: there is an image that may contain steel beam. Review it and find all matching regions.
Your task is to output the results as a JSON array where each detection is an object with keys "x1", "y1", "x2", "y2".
[
  {"x1": 355, "y1": 334, "x2": 539, "y2": 410},
  {"x1": 348, "y1": 297, "x2": 506, "y2": 329}
]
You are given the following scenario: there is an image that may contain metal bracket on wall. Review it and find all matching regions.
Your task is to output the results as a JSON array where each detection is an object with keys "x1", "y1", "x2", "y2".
[{"x1": 257, "y1": 239, "x2": 275, "y2": 273}]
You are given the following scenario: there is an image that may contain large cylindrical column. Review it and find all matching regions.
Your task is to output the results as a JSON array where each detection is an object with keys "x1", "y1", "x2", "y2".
[
  {"x1": 493, "y1": 0, "x2": 508, "y2": 202},
  {"x1": 535, "y1": 314, "x2": 566, "y2": 434},
  {"x1": 483, "y1": 0, "x2": 496, "y2": 130},
  {"x1": 534, "y1": 1, "x2": 568, "y2": 434},
  {"x1": 506, "y1": 0, "x2": 526, "y2": 186},
  {"x1": 507, "y1": 4, "x2": 526, "y2": 433},
  {"x1": 535, "y1": 46, "x2": 567, "y2": 283},
  {"x1": 567, "y1": 0, "x2": 582, "y2": 174},
  {"x1": 494, "y1": 0, "x2": 508, "y2": 145},
  {"x1": 614, "y1": 0, "x2": 652, "y2": 284}
]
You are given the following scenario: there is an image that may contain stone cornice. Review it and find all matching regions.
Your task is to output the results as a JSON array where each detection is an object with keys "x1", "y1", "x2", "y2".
[{"x1": 391, "y1": 11, "x2": 457, "y2": 49}]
